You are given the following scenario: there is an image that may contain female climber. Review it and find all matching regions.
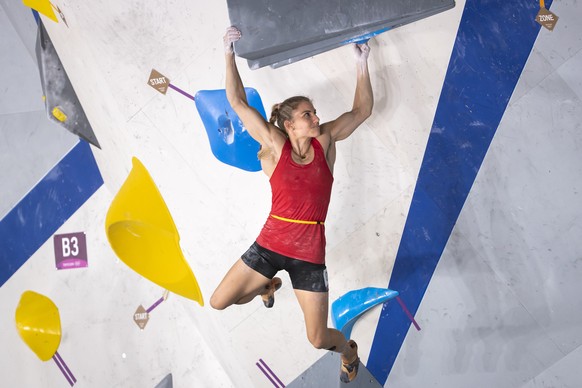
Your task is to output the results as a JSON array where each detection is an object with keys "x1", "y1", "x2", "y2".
[{"x1": 210, "y1": 26, "x2": 374, "y2": 384}]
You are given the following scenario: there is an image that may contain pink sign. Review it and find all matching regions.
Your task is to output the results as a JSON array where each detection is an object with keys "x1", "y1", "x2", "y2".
[{"x1": 53, "y1": 232, "x2": 88, "y2": 270}]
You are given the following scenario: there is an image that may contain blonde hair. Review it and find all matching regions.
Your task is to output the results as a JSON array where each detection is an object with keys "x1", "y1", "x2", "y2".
[{"x1": 258, "y1": 96, "x2": 312, "y2": 160}]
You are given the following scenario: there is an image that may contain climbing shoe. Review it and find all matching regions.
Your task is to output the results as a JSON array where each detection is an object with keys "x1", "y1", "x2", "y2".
[
  {"x1": 340, "y1": 340, "x2": 360, "y2": 383},
  {"x1": 261, "y1": 277, "x2": 282, "y2": 308}
]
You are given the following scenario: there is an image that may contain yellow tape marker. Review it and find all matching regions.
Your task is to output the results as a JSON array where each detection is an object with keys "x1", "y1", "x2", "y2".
[{"x1": 271, "y1": 214, "x2": 324, "y2": 225}]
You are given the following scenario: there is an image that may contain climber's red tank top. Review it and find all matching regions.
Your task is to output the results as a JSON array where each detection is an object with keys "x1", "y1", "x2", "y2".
[{"x1": 256, "y1": 138, "x2": 333, "y2": 264}]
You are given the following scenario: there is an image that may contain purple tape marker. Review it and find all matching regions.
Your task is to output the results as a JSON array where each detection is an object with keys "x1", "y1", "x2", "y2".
[
  {"x1": 168, "y1": 83, "x2": 196, "y2": 101},
  {"x1": 256, "y1": 362, "x2": 281, "y2": 388},
  {"x1": 146, "y1": 296, "x2": 165, "y2": 313},
  {"x1": 396, "y1": 296, "x2": 421, "y2": 331},
  {"x1": 53, "y1": 355, "x2": 74, "y2": 386},
  {"x1": 55, "y1": 351, "x2": 77, "y2": 383},
  {"x1": 259, "y1": 359, "x2": 285, "y2": 387}
]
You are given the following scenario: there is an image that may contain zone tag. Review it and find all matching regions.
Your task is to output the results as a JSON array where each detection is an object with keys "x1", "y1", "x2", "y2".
[{"x1": 535, "y1": 1, "x2": 558, "y2": 31}]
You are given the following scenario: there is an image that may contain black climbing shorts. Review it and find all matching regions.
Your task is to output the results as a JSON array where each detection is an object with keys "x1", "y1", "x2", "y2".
[{"x1": 241, "y1": 242, "x2": 329, "y2": 292}]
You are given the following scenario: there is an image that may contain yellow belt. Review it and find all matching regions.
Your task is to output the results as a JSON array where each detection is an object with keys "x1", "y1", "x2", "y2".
[{"x1": 270, "y1": 214, "x2": 324, "y2": 225}]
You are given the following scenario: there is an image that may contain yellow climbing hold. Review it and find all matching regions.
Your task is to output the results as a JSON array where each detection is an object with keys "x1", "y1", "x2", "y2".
[
  {"x1": 22, "y1": 0, "x2": 58, "y2": 23},
  {"x1": 15, "y1": 291, "x2": 62, "y2": 361},
  {"x1": 52, "y1": 107, "x2": 67, "y2": 122},
  {"x1": 105, "y1": 157, "x2": 204, "y2": 305}
]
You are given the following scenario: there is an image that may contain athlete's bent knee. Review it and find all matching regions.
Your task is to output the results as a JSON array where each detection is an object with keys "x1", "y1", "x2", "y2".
[
  {"x1": 209, "y1": 293, "x2": 228, "y2": 310},
  {"x1": 307, "y1": 332, "x2": 329, "y2": 350}
]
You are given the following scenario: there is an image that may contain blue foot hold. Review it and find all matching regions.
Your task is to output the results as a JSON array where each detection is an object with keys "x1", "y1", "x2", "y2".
[{"x1": 331, "y1": 287, "x2": 399, "y2": 339}]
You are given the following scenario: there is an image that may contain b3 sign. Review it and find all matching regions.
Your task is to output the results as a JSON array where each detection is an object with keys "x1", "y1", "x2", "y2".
[{"x1": 53, "y1": 232, "x2": 88, "y2": 270}]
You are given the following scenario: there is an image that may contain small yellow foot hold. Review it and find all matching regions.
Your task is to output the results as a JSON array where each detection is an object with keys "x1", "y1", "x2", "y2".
[{"x1": 52, "y1": 107, "x2": 67, "y2": 122}]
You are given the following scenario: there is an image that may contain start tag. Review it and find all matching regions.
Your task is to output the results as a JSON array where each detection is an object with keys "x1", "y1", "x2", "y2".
[
  {"x1": 133, "y1": 305, "x2": 149, "y2": 330},
  {"x1": 148, "y1": 69, "x2": 170, "y2": 94},
  {"x1": 132, "y1": 291, "x2": 169, "y2": 330}
]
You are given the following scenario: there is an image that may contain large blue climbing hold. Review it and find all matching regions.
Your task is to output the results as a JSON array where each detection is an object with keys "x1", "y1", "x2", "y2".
[
  {"x1": 331, "y1": 287, "x2": 399, "y2": 340},
  {"x1": 195, "y1": 88, "x2": 264, "y2": 172}
]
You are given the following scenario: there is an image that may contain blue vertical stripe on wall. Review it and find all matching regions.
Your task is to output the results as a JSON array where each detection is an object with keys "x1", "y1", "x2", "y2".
[
  {"x1": 366, "y1": 0, "x2": 551, "y2": 384},
  {"x1": 0, "y1": 140, "x2": 103, "y2": 286}
]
